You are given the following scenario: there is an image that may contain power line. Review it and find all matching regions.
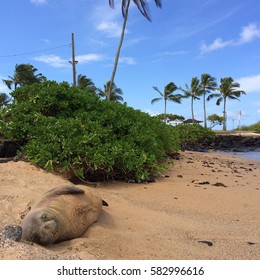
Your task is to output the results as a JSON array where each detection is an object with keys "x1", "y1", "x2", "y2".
[{"x1": 0, "y1": 43, "x2": 71, "y2": 58}]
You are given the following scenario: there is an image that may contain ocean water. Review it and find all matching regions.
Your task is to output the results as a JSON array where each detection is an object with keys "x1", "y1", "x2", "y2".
[{"x1": 220, "y1": 151, "x2": 260, "y2": 161}]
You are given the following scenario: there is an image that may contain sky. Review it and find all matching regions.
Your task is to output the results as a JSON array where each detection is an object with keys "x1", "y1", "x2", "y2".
[{"x1": 1, "y1": 0, "x2": 260, "y2": 130}]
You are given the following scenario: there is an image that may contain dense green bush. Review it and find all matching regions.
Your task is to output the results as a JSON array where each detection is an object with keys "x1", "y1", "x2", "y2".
[
  {"x1": 1, "y1": 81, "x2": 179, "y2": 182},
  {"x1": 239, "y1": 121, "x2": 260, "y2": 132},
  {"x1": 173, "y1": 123, "x2": 215, "y2": 145}
]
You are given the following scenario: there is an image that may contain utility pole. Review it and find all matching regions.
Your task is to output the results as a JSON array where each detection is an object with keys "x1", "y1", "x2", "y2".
[{"x1": 69, "y1": 33, "x2": 77, "y2": 86}]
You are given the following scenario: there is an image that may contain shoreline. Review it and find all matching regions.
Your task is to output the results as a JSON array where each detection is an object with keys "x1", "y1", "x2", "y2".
[
  {"x1": 0, "y1": 151, "x2": 259, "y2": 260},
  {"x1": 214, "y1": 150, "x2": 260, "y2": 161}
]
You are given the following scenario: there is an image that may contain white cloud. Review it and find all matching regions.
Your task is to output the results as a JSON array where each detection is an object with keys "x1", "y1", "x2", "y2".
[
  {"x1": 90, "y1": 3, "x2": 125, "y2": 38},
  {"x1": 34, "y1": 53, "x2": 106, "y2": 68},
  {"x1": 159, "y1": 50, "x2": 188, "y2": 56},
  {"x1": 30, "y1": 0, "x2": 47, "y2": 6},
  {"x1": 144, "y1": 109, "x2": 160, "y2": 116},
  {"x1": 200, "y1": 23, "x2": 260, "y2": 54},
  {"x1": 119, "y1": 57, "x2": 136, "y2": 65},
  {"x1": 236, "y1": 74, "x2": 260, "y2": 93},
  {"x1": 238, "y1": 23, "x2": 260, "y2": 44},
  {"x1": 42, "y1": 38, "x2": 50, "y2": 45},
  {"x1": 96, "y1": 22, "x2": 123, "y2": 38},
  {"x1": 34, "y1": 55, "x2": 69, "y2": 68},
  {"x1": 200, "y1": 38, "x2": 233, "y2": 54},
  {"x1": 257, "y1": 109, "x2": 260, "y2": 114},
  {"x1": 75, "y1": 54, "x2": 105, "y2": 64}
]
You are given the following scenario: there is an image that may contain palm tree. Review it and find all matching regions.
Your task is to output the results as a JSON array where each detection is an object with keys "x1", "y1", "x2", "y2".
[
  {"x1": 0, "y1": 93, "x2": 10, "y2": 108},
  {"x1": 77, "y1": 74, "x2": 96, "y2": 91},
  {"x1": 151, "y1": 82, "x2": 183, "y2": 123},
  {"x1": 199, "y1": 73, "x2": 217, "y2": 128},
  {"x1": 97, "y1": 81, "x2": 124, "y2": 103},
  {"x1": 2, "y1": 64, "x2": 46, "y2": 90},
  {"x1": 181, "y1": 77, "x2": 201, "y2": 124},
  {"x1": 107, "y1": 0, "x2": 162, "y2": 100},
  {"x1": 208, "y1": 77, "x2": 245, "y2": 130}
]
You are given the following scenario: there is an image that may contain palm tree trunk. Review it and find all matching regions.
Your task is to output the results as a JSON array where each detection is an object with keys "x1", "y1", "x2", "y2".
[
  {"x1": 164, "y1": 98, "x2": 167, "y2": 123},
  {"x1": 223, "y1": 98, "x2": 227, "y2": 130},
  {"x1": 203, "y1": 92, "x2": 207, "y2": 128},
  {"x1": 107, "y1": 0, "x2": 130, "y2": 100},
  {"x1": 191, "y1": 96, "x2": 194, "y2": 124}
]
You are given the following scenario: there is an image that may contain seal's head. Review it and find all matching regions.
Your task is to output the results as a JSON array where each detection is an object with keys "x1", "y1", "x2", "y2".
[{"x1": 21, "y1": 209, "x2": 59, "y2": 245}]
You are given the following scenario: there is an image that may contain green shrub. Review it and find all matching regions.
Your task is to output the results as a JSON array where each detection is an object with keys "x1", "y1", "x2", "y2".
[
  {"x1": 239, "y1": 121, "x2": 260, "y2": 132},
  {"x1": 173, "y1": 124, "x2": 215, "y2": 145},
  {"x1": 1, "y1": 81, "x2": 179, "y2": 182}
]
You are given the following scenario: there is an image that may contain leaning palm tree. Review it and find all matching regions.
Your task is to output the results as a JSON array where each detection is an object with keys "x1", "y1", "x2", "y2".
[
  {"x1": 2, "y1": 64, "x2": 46, "y2": 90},
  {"x1": 181, "y1": 77, "x2": 201, "y2": 124},
  {"x1": 107, "y1": 0, "x2": 162, "y2": 100},
  {"x1": 199, "y1": 73, "x2": 217, "y2": 128},
  {"x1": 208, "y1": 77, "x2": 245, "y2": 130},
  {"x1": 77, "y1": 74, "x2": 96, "y2": 91},
  {"x1": 151, "y1": 82, "x2": 183, "y2": 123},
  {"x1": 97, "y1": 81, "x2": 124, "y2": 103}
]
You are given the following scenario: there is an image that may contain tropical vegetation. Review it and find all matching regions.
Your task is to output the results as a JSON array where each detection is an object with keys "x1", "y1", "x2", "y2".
[
  {"x1": 151, "y1": 82, "x2": 183, "y2": 123},
  {"x1": 180, "y1": 77, "x2": 201, "y2": 124},
  {"x1": 0, "y1": 61, "x2": 252, "y2": 182},
  {"x1": 97, "y1": 81, "x2": 124, "y2": 103},
  {"x1": 208, "y1": 77, "x2": 245, "y2": 130},
  {"x1": 0, "y1": 93, "x2": 10, "y2": 108},
  {"x1": 207, "y1": 114, "x2": 224, "y2": 128},
  {"x1": 199, "y1": 73, "x2": 217, "y2": 129},
  {"x1": 155, "y1": 113, "x2": 184, "y2": 123},
  {"x1": 173, "y1": 124, "x2": 215, "y2": 146},
  {"x1": 77, "y1": 74, "x2": 96, "y2": 91},
  {"x1": 0, "y1": 81, "x2": 179, "y2": 182},
  {"x1": 238, "y1": 121, "x2": 260, "y2": 132},
  {"x1": 2, "y1": 63, "x2": 46, "y2": 90}
]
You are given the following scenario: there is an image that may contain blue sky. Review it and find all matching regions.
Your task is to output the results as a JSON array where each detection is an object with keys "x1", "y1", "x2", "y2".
[{"x1": 1, "y1": 0, "x2": 260, "y2": 129}]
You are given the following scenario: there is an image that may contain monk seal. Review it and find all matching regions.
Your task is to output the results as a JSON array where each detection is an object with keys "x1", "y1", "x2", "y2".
[{"x1": 21, "y1": 185, "x2": 107, "y2": 245}]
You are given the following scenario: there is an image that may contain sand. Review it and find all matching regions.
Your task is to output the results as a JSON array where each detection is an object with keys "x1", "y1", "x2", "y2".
[{"x1": 0, "y1": 151, "x2": 259, "y2": 260}]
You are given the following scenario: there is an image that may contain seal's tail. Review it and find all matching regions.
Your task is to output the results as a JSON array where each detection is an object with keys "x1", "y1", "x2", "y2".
[{"x1": 102, "y1": 200, "x2": 109, "y2": 207}]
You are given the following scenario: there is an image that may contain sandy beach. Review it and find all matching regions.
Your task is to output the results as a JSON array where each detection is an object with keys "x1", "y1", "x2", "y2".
[{"x1": 0, "y1": 151, "x2": 259, "y2": 260}]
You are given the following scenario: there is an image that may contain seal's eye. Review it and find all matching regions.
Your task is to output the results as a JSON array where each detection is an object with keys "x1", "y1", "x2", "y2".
[{"x1": 41, "y1": 214, "x2": 52, "y2": 222}]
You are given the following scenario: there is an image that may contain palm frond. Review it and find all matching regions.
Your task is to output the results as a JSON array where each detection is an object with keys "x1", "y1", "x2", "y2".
[
  {"x1": 165, "y1": 82, "x2": 178, "y2": 94},
  {"x1": 133, "y1": 0, "x2": 151, "y2": 21},
  {"x1": 168, "y1": 94, "x2": 183, "y2": 104},
  {"x1": 216, "y1": 97, "x2": 223, "y2": 106},
  {"x1": 2, "y1": 79, "x2": 13, "y2": 90},
  {"x1": 154, "y1": 0, "x2": 162, "y2": 8},
  {"x1": 207, "y1": 93, "x2": 220, "y2": 101},
  {"x1": 108, "y1": 0, "x2": 114, "y2": 8},
  {"x1": 152, "y1": 86, "x2": 163, "y2": 96},
  {"x1": 227, "y1": 96, "x2": 240, "y2": 101},
  {"x1": 151, "y1": 97, "x2": 162, "y2": 104}
]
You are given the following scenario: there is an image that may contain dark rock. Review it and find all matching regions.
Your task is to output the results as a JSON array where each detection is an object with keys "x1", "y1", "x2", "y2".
[
  {"x1": 0, "y1": 139, "x2": 22, "y2": 158},
  {"x1": 2, "y1": 225, "x2": 22, "y2": 242},
  {"x1": 168, "y1": 152, "x2": 180, "y2": 160},
  {"x1": 212, "y1": 182, "x2": 227, "y2": 187},
  {"x1": 198, "y1": 240, "x2": 213, "y2": 247},
  {"x1": 182, "y1": 135, "x2": 260, "y2": 152}
]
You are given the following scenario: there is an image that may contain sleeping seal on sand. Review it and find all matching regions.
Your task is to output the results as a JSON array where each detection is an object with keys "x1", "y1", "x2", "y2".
[{"x1": 21, "y1": 185, "x2": 107, "y2": 245}]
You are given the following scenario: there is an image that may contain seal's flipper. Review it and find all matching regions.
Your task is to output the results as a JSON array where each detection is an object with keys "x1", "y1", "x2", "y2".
[{"x1": 47, "y1": 186, "x2": 85, "y2": 196}]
